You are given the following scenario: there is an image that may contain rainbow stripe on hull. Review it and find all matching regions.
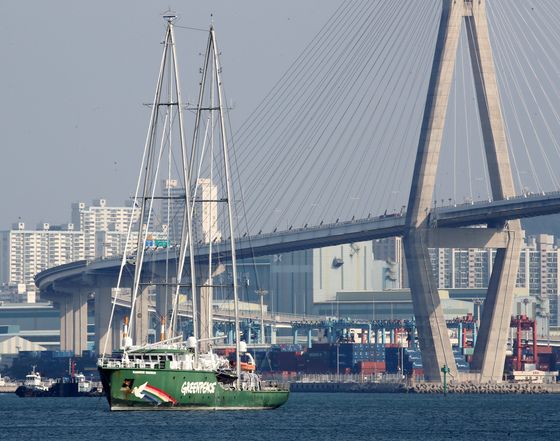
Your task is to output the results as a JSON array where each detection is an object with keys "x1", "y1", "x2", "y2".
[{"x1": 131, "y1": 382, "x2": 177, "y2": 405}]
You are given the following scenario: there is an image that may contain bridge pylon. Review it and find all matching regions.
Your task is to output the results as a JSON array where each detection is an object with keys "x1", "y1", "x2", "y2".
[{"x1": 404, "y1": 0, "x2": 522, "y2": 383}]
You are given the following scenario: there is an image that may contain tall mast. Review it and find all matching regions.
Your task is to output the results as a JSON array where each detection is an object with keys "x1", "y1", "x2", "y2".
[
  {"x1": 188, "y1": 30, "x2": 214, "y2": 351},
  {"x1": 207, "y1": 41, "x2": 216, "y2": 346},
  {"x1": 128, "y1": 23, "x2": 171, "y2": 340},
  {"x1": 167, "y1": 16, "x2": 199, "y2": 352},
  {"x1": 210, "y1": 25, "x2": 242, "y2": 387}
]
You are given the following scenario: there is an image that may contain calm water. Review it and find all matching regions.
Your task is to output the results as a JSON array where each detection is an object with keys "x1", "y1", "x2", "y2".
[{"x1": 0, "y1": 392, "x2": 558, "y2": 441}]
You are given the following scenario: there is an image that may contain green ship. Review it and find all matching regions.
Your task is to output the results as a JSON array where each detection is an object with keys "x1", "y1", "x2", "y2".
[
  {"x1": 98, "y1": 345, "x2": 289, "y2": 410},
  {"x1": 97, "y1": 15, "x2": 289, "y2": 411}
]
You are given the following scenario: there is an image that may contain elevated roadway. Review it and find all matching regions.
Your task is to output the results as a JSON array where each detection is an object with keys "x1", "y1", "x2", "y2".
[
  {"x1": 35, "y1": 190, "x2": 560, "y2": 355},
  {"x1": 36, "y1": 190, "x2": 560, "y2": 292}
]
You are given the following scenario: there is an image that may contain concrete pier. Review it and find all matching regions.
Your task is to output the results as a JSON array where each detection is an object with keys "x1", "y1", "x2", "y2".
[
  {"x1": 71, "y1": 290, "x2": 88, "y2": 356},
  {"x1": 94, "y1": 286, "x2": 113, "y2": 355},
  {"x1": 132, "y1": 285, "x2": 150, "y2": 346}
]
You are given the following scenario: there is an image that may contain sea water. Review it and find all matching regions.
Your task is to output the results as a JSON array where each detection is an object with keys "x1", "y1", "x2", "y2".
[{"x1": 0, "y1": 392, "x2": 558, "y2": 440}]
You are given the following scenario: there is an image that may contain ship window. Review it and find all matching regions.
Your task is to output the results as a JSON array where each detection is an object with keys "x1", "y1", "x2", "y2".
[
  {"x1": 121, "y1": 379, "x2": 134, "y2": 390},
  {"x1": 167, "y1": 356, "x2": 173, "y2": 361}
]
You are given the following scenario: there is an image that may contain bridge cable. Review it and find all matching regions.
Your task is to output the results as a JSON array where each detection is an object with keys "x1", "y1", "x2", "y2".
[
  {"x1": 489, "y1": 2, "x2": 549, "y2": 193},
  {"x1": 501, "y1": 1, "x2": 560, "y2": 190},
  {"x1": 286, "y1": 1, "x2": 424, "y2": 226},
  {"x1": 492, "y1": 1, "x2": 560, "y2": 190},
  {"x1": 244, "y1": 0, "x2": 393, "y2": 231}
]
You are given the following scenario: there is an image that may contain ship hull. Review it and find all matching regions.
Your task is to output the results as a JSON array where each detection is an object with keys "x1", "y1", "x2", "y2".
[{"x1": 98, "y1": 367, "x2": 289, "y2": 411}]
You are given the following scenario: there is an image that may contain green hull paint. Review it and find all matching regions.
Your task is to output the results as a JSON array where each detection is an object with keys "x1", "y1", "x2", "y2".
[{"x1": 98, "y1": 367, "x2": 289, "y2": 411}]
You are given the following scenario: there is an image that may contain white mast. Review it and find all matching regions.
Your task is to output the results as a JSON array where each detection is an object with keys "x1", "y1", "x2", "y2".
[
  {"x1": 121, "y1": 15, "x2": 198, "y2": 351},
  {"x1": 167, "y1": 16, "x2": 199, "y2": 354},
  {"x1": 210, "y1": 25, "x2": 242, "y2": 387},
  {"x1": 207, "y1": 41, "x2": 216, "y2": 346},
  {"x1": 127, "y1": 22, "x2": 171, "y2": 340}
]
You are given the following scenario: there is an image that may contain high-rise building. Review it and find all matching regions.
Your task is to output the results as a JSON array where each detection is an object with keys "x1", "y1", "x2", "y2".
[
  {"x1": 72, "y1": 199, "x2": 138, "y2": 260},
  {"x1": 160, "y1": 179, "x2": 185, "y2": 246},
  {"x1": 0, "y1": 223, "x2": 84, "y2": 286},
  {"x1": 427, "y1": 234, "x2": 559, "y2": 329},
  {"x1": 430, "y1": 247, "x2": 494, "y2": 289},
  {"x1": 1, "y1": 199, "x2": 143, "y2": 287},
  {"x1": 519, "y1": 235, "x2": 559, "y2": 328},
  {"x1": 193, "y1": 178, "x2": 221, "y2": 244},
  {"x1": 160, "y1": 178, "x2": 221, "y2": 246},
  {"x1": 373, "y1": 237, "x2": 407, "y2": 288}
]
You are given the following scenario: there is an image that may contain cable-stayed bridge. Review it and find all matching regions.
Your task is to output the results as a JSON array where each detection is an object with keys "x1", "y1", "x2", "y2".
[
  {"x1": 37, "y1": 190, "x2": 560, "y2": 369},
  {"x1": 36, "y1": 0, "x2": 560, "y2": 383},
  {"x1": 35, "y1": 190, "x2": 560, "y2": 273}
]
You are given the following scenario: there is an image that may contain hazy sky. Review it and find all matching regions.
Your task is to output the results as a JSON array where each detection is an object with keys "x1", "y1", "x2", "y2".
[
  {"x1": 1, "y1": 1, "x2": 559, "y2": 233},
  {"x1": 0, "y1": 0, "x2": 340, "y2": 229}
]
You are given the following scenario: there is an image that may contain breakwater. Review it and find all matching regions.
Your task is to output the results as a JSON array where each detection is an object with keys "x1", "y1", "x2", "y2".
[{"x1": 291, "y1": 381, "x2": 560, "y2": 394}]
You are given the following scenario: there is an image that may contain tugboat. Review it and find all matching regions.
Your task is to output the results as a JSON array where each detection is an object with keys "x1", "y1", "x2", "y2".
[
  {"x1": 97, "y1": 15, "x2": 289, "y2": 411},
  {"x1": 15, "y1": 367, "x2": 50, "y2": 397},
  {"x1": 15, "y1": 364, "x2": 102, "y2": 397}
]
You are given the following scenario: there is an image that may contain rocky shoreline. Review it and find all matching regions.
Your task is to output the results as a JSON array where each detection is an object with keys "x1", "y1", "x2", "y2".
[
  {"x1": 410, "y1": 381, "x2": 559, "y2": 394},
  {"x1": 291, "y1": 381, "x2": 560, "y2": 394}
]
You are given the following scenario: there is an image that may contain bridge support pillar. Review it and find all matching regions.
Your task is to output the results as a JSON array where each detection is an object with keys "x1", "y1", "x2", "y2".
[
  {"x1": 293, "y1": 329, "x2": 298, "y2": 345},
  {"x1": 58, "y1": 295, "x2": 73, "y2": 352},
  {"x1": 112, "y1": 309, "x2": 125, "y2": 351},
  {"x1": 404, "y1": 234, "x2": 459, "y2": 382},
  {"x1": 403, "y1": 0, "x2": 521, "y2": 383},
  {"x1": 95, "y1": 286, "x2": 113, "y2": 355},
  {"x1": 72, "y1": 290, "x2": 88, "y2": 356},
  {"x1": 471, "y1": 229, "x2": 522, "y2": 382},
  {"x1": 155, "y1": 283, "x2": 173, "y2": 336},
  {"x1": 307, "y1": 330, "x2": 313, "y2": 349}
]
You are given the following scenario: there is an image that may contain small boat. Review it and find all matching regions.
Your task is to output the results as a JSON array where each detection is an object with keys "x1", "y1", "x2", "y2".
[
  {"x1": 15, "y1": 367, "x2": 50, "y2": 397},
  {"x1": 15, "y1": 365, "x2": 102, "y2": 398}
]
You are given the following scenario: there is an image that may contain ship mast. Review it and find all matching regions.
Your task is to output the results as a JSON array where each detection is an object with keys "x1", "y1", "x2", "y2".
[
  {"x1": 193, "y1": 24, "x2": 242, "y2": 385},
  {"x1": 210, "y1": 25, "x2": 243, "y2": 387},
  {"x1": 125, "y1": 14, "x2": 199, "y2": 351},
  {"x1": 127, "y1": 20, "x2": 171, "y2": 341},
  {"x1": 166, "y1": 15, "x2": 199, "y2": 354}
]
